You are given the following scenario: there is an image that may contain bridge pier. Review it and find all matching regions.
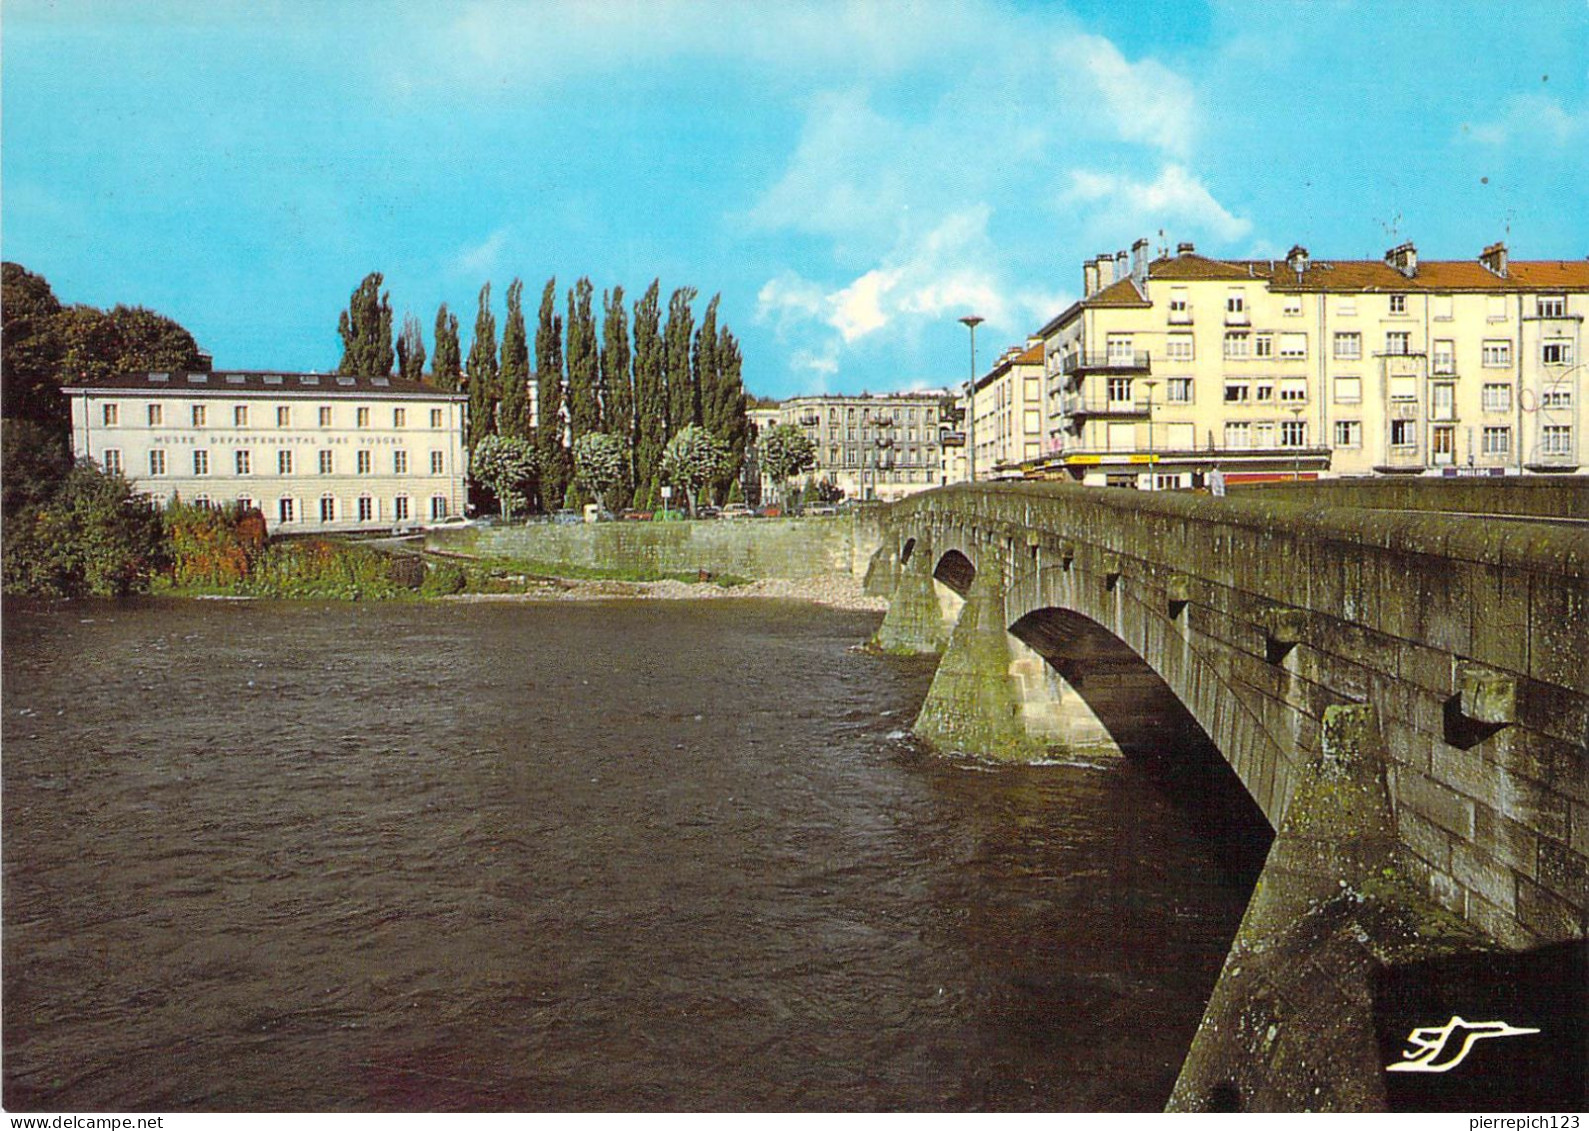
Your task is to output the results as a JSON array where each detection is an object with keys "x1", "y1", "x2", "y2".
[
  {"x1": 870, "y1": 537, "x2": 949, "y2": 654},
  {"x1": 1169, "y1": 704, "x2": 1489, "y2": 1112}
]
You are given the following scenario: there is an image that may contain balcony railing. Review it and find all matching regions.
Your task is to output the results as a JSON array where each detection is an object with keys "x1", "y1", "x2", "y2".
[
  {"x1": 1061, "y1": 392, "x2": 1152, "y2": 417},
  {"x1": 1060, "y1": 351, "x2": 1152, "y2": 375}
]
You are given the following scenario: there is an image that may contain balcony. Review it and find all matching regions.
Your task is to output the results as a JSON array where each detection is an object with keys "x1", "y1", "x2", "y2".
[
  {"x1": 1061, "y1": 392, "x2": 1152, "y2": 418},
  {"x1": 1060, "y1": 350, "x2": 1152, "y2": 375}
]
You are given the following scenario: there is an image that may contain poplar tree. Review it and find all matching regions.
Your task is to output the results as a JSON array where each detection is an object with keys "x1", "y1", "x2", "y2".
[
  {"x1": 600, "y1": 286, "x2": 634, "y2": 510},
  {"x1": 708, "y1": 325, "x2": 750, "y2": 500},
  {"x1": 691, "y1": 294, "x2": 719, "y2": 439},
  {"x1": 432, "y1": 304, "x2": 461, "y2": 390},
  {"x1": 535, "y1": 278, "x2": 571, "y2": 510},
  {"x1": 498, "y1": 279, "x2": 532, "y2": 440},
  {"x1": 566, "y1": 277, "x2": 600, "y2": 440},
  {"x1": 337, "y1": 272, "x2": 395, "y2": 376},
  {"x1": 663, "y1": 286, "x2": 697, "y2": 435},
  {"x1": 466, "y1": 283, "x2": 498, "y2": 451},
  {"x1": 396, "y1": 313, "x2": 427, "y2": 383},
  {"x1": 631, "y1": 281, "x2": 666, "y2": 506}
]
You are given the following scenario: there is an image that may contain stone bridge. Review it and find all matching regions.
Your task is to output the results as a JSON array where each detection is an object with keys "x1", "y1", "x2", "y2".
[{"x1": 858, "y1": 480, "x2": 1587, "y2": 1112}]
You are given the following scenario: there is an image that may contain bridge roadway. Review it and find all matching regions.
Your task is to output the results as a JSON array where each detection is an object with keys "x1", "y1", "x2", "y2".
[{"x1": 857, "y1": 478, "x2": 1587, "y2": 1112}]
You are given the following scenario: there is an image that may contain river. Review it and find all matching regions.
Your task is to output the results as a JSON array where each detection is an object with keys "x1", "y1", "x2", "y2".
[{"x1": 2, "y1": 597, "x2": 1266, "y2": 1111}]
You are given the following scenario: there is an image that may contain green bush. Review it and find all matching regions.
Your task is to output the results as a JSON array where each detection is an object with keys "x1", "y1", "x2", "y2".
[
  {"x1": 2, "y1": 461, "x2": 164, "y2": 597},
  {"x1": 240, "y1": 539, "x2": 401, "y2": 600},
  {"x1": 419, "y1": 560, "x2": 468, "y2": 596}
]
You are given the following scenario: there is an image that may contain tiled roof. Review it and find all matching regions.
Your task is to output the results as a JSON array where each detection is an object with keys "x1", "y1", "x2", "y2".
[
  {"x1": 1148, "y1": 254, "x2": 1589, "y2": 292},
  {"x1": 1145, "y1": 254, "x2": 1257, "y2": 282},
  {"x1": 1082, "y1": 277, "x2": 1151, "y2": 307},
  {"x1": 61, "y1": 370, "x2": 465, "y2": 399}
]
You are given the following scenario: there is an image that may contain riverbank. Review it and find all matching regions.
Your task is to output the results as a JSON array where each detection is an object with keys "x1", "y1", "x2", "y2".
[{"x1": 441, "y1": 571, "x2": 887, "y2": 611}]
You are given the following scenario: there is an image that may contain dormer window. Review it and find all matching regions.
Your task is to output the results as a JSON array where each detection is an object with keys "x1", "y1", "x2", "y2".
[
  {"x1": 1538, "y1": 295, "x2": 1566, "y2": 318},
  {"x1": 1389, "y1": 294, "x2": 1407, "y2": 315}
]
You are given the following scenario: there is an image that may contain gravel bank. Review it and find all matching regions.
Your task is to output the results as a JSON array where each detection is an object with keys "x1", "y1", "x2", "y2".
[{"x1": 444, "y1": 573, "x2": 888, "y2": 611}]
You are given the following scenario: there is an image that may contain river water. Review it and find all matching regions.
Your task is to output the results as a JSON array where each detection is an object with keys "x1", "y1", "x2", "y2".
[{"x1": 2, "y1": 597, "x2": 1266, "y2": 1112}]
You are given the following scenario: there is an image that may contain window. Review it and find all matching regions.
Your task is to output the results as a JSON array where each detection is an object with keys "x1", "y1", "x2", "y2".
[
  {"x1": 1168, "y1": 288, "x2": 1190, "y2": 322},
  {"x1": 1223, "y1": 382, "x2": 1250, "y2": 403},
  {"x1": 192, "y1": 404, "x2": 207, "y2": 427},
  {"x1": 278, "y1": 497, "x2": 295, "y2": 524},
  {"x1": 431, "y1": 495, "x2": 449, "y2": 520},
  {"x1": 1224, "y1": 332, "x2": 1251, "y2": 359},
  {"x1": 1390, "y1": 375, "x2": 1418, "y2": 402},
  {"x1": 277, "y1": 406, "x2": 291, "y2": 427},
  {"x1": 146, "y1": 449, "x2": 165, "y2": 475},
  {"x1": 1334, "y1": 421, "x2": 1362, "y2": 448},
  {"x1": 1334, "y1": 332, "x2": 1362, "y2": 360},
  {"x1": 1165, "y1": 422, "x2": 1194, "y2": 448},
  {"x1": 1337, "y1": 297, "x2": 1357, "y2": 317},
  {"x1": 148, "y1": 403, "x2": 163, "y2": 426},
  {"x1": 393, "y1": 495, "x2": 410, "y2": 521},
  {"x1": 236, "y1": 496, "x2": 253, "y2": 513},
  {"x1": 319, "y1": 449, "x2": 334, "y2": 474},
  {"x1": 393, "y1": 450, "x2": 409, "y2": 474},
  {"x1": 102, "y1": 404, "x2": 119, "y2": 426},
  {"x1": 320, "y1": 495, "x2": 336, "y2": 522},
  {"x1": 1542, "y1": 387, "x2": 1573, "y2": 410},
  {"x1": 1106, "y1": 377, "x2": 1134, "y2": 404},
  {"x1": 1334, "y1": 376, "x2": 1362, "y2": 404},
  {"x1": 1254, "y1": 333, "x2": 1274, "y2": 359},
  {"x1": 1223, "y1": 422, "x2": 1251, "y2": 449},
  {"x1": 234, "y1": 405, "x2": 248, "y2": 427},
  {"x1": 1541, "y1": 425, "x2": 1573, "y2": 455},
  {"x1": 1542, "y1": 340, "x2": 1574, "y2": 366},
  {"x1": 1482, "y1": 384, "x2": 1512, "y2": 413},
  {"x1": 1280, "y1": 379, "x2": 1307, "y2": 403},
  {"x1": 357, "y1": 450, "x2": 372, "y2": 474},
  {"x1": 1105, "y1": 423, "x2": 1135, "y2": 451},
  {"x1": 319, "y1": 406, "x2": 332, "y2": 427},
  {"x1": 1226, "y1": 290, "x2": 1247, "y2": 320},
  {"x1": 1431, "y1": 425, "x2": 1456, "y2": 464},
  {"x1": 1482, "y1": 340, "x2": 1512, "y2": 367},
  {"x1": 1385, "y1": 331, "x2": 1412, "y2": 356},
  {"x1": 102, "y1": 449, "x2": 123, "y2": 474},
  {"x1": 1106, "y1": 334, "x2": 1135, "y2": 363},
  {"x1": 1431, "y1": 382, "x2": 1456, "y2": 421},
  {"x1": 193, "y1": 450, "x2": 209, "y2": 476},
  {"x1": 358, "y1": 495, "x2": 374, "y2": 522},
  {"x1": 1390, "y1": 420, "x2": 1416, "y2": 448},
  {"x1": 1165, "y1": 334, "x2": 1194, "y2": 361},
  {"x1": 1537, "y1": 295, "x2": 1566, "y2": 318},
  {"x1": 1280, "y1": 420, "x2": 1307, "y2": 447},
  {"x1": 1255, "y1": 380, "x2": 1274, "y2": 403},
  {"x1": 278, "y1": 450, "x2": 293, "y2": 475},
  {"x1": 430, "y1": 450, "x2": 445, "y2": 474},
  {"x1": 357, "y1": 407, "x2": 370, "y2": 428},
  {"x1": 1432, "y1": 340, "x2": 1455, "y2": 374},
  {"x1": 236, "y1": 449, "x2": 252, "y2": 475},
  {"x1": 1487, "y1": 295, "x2": 1507, "y2": 322},
  {"x1": 1166, "y1": 378, "x2": 1193, "y2": 404},
  {"x1": 193, "y1": 496, "x2": 210, "y2": 510},
  {"x1": 394, "y1": 408, "x2": 406, "y2": 428},
  {"x1": 1432, "y1": 294, "x2": 1453, "y2": 321},
  {"x1": 1283, "y1": 295, "x2": 1302, "y2": 317},
  {"x1": 1482, "y1": 426, "x2": 1511, "y2": 455},
  {"x1": 1279, "y1": 333, "x2": 1307, "y2": 360},
  {"x1": 430, "y1": 409, "x2": 443, "y2": 428},
  {"x1": 1389, "y1": 294, "x2": 1407, "y2": 315},
  {"x1": 1254, "y1": 421, "x2": 1275, "y2": 448}
]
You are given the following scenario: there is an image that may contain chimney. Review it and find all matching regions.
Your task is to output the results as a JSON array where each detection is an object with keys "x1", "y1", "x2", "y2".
[
  {"x1": 1480, "y1": 241, "x2": 1508, "y2": 278},
  {"x1": 1286, "y1": 245, "x2": 1310, "y2": 274},
  {"x1": 1131, "y1": 238, "x2": 1149, "y2": 285},
  {"x1": 1115, "y1": 249, "x2": 1129, "y2": 282},
  {"x1": 1385, "y1": 241, "x2": 1418, "y2": 278},
  {"x1": 1083, "y1": 260, "x2": 1099, "y2": 297},
  {"x1": 1177, "y1": 241, "x2": 1196, "y2": 256},
  {"x1": 1096, "y1": 254, "x2": 1116, "y2": 289}
]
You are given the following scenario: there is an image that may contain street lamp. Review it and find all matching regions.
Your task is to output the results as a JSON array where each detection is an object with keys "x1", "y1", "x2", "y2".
[
  {"x1": 1143, "y1": 378, "x2": 1158, "y2": 487},
  {"x1": 959, "y1": 315, "x2": 984, "y2": 482},
  {"x1": 1289, "y1": 405, "x2": 1305, "y2": 482}
]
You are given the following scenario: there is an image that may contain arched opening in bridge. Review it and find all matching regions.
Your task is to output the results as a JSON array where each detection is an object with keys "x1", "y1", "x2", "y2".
[
  {"x1": 932, "y1": 549, "x2": 976, "y2": 597},
  {"x1": 1007, "y1": 605, "x2": 1272, "y2": 881},
  {"x1": 900, "y1": 537, "x2": 916, "y2": 565}
]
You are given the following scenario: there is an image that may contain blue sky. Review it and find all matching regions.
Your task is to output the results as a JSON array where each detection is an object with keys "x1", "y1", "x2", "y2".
[{"x1": 4, "y1": 0, "x2": 1586, "y2": 399}]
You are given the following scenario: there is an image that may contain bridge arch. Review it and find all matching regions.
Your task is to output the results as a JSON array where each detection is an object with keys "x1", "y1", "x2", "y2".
[
  {"x1": 932, "y1": 548, "x2": 976, "y2": 597},
  {"x1": 899, "y1": 537, "x2": 916, "y2": 565}
]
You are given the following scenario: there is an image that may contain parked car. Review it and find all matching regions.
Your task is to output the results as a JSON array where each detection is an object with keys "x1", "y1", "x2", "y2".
[
  {"x1": 755, "y1": 504, "x2": 782, "y2": 518},
  {"x1": 552, "y1": 509, "x2": 583, "y2": 526},
  {"x1": 719, "y1": 503, "x2": 753, "y2": 519},
  {"x1": 806, "y1": 504, "x2": 838, "y2": 517},
  {"x1": 697, "y1": 506, "x2": 720, "y2": 520},
  {"x1": 423, "y1": 514, "x2": 477, "y2": 531},
  {"x1": 620, "y1": 509, "x2": 653, "y2": 522}
]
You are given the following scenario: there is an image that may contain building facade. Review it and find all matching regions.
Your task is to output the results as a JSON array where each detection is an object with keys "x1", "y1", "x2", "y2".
[
  {"x1": 1034, "y1": 240, "x2": 1586, "y2": 487},
  {"x1": 65, "y1": 370, "x2": 469, "y2": 531},
  {"x1": 969, "y1": 338, "x2": 1046, "y2": 479},
  {"x1": 778, "y1": 392, "x2": 954, "y2": 501}
]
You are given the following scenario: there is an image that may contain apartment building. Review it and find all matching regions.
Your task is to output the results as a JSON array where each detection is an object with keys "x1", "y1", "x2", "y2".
[
  {"x1": 779, "y1": 392, "x2": 954, "y2": 501},
  {"x1": 1035, "y1": 240, "x2": 1586, "y2": 487},
  {"x1": 969, "y1": 338, "x2": 1045, "y2": 478},
  {"x1": 65, "y1": 370, "x2": 469, "y2": 531}
]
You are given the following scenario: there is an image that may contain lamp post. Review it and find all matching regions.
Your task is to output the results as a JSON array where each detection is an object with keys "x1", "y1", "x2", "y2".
[
  {"x1": 1142, "y1": 378, "x2": 1158, "y2": 488},
  {"x1": 1289, "y1": 405, "x2": 1305, "y2": 482},
  {"x1": 959, "y1": 315, "x2": 984, "y2": 482}
]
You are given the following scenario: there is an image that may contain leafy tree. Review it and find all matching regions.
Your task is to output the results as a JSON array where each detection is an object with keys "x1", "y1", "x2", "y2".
[
  {"x1": 432, "y1": 304, "x2": 462, "y2": 390},
  {"x1": 469, "y1": 433, "x2": 538, "y2": 519},
  {"x1": 659, "y1": 424, "x2": 728, "y2": 518},
  {"x1": 663, "y1": 286, "x2": 697, "y2": 435},
  {"x1": 337, "y1": 272, "x2": 395, "y2": 376},
  {"x1": 566, "y1": 277, "x2": 600, "y2": 440},
  {"x1": 1, "y1": 459, "x2": 165, "y2": 598},
  {"x1": 600, "y1": 285, "x2": 633, "y2": 510},
  {"x1": 760, "y1": 423, "x2": 816, "y2": 511},
  {"x1": 2, "y1": 263, "x2": 67, "y2": 432},
  {"x1": 396, "y1": 313, "x2": 427, "y2": 383},
  {"x1": 498, "y1": 279, "x2": 532, "y2": 439},
  {"x1": 55, "y1": 304, "x2": 207, "y2": 387},
  {"x1": 466, "y1": 283, "x2": 498, "y2": 451},
  {"x1": 817, "y1": 478, "x2": 845, "y2": 504},
  {"x1": 164, "y1": 499, "x2": 267, "y2": 589},
  {"x1": 704, "y1": 321, "x2": 749, "y2": 501},
  {"x1": 573, "y1": 431, "x2": 626, "y2": 516},
  {"x1": 632, "y1": 280, "x2": 666, "y2": 505},
  {"x1": 536, "y1": 278, "x2": 571, "y2": 510},
  {"x1": 2, "y1": 419, "x2": 72, "y2": 517},
  {"x1": 692, "y1": 293, "x2": 719, "y2": 440}
]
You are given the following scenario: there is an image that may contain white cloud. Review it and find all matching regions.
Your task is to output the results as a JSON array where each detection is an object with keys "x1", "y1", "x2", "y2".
[
  {"x1": 448, "y1": 227, "x2": 510, "y2": 278},
  {"x1": 1466, "y1": 93, "x2": 1588, "y2": 148},
  {"x1": 1064, "y1": 164, "x2": 1252, "y2": 243},
  {"x1": 1054, "y1": 33, "x2": 1197, "y2": 157}
]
